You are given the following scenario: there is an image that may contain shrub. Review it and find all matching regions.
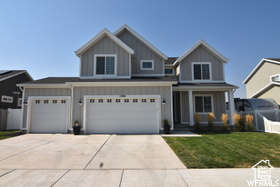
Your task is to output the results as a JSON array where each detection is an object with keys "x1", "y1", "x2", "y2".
[
  {"x1": 233, "y1": 113, "x2": 241, "y2": 132},
  {"x1": 194, "y1": 113, "x2": 201, "y2": 132},
  {"x1": 246, "y1": 114, "x2": 254, "y2": 132},
  {"x1": 239, "y1": 115, "x2": 247, "y2": 132},
  {"x1": 221, "y1": 113, "x2": 230, "y2": 132},
  {"x1": 208, "y1": 113, "x2": 215, "y2": 132}
]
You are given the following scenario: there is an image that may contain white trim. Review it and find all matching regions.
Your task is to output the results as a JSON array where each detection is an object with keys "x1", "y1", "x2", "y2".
[
  {"x1": 243, "y1": 58, "x2": 280, "y2": 84},
  {"x1": 170, "y1": 85, "x2": 174, "y2": 130},
  {"x1": 191, "y1": 62, "x2": 212, "y2": 81},
  {"x1": 80, "y1": 76, "x2": 130, "y2": 79},
  {"x1": 83, "y1": 95, "x2": 161, "y2": 134},
  {"x1": 189, "y1": 90, "x2": 194, "y2": 126},
  {"x1": 175, "y1": 39, "x2": 229, "y2": 64},
  {"x1": 114, "y1": 24, "x2": 168, "y2": 60},
  {"x1": 1, "y1": 95, "x2": 13, "y2": 103},
  {"x1": 67, "y1": 81, "x2": 176, "y2": 87},
  {"x1": 179, "y1": 80, "x2": 225, "y2": 83},
  {"x1": 20, "y1": 88, "x2": 25, "y2": 130},
  {"x1": 79, "y1": 56, "x2": 82, "y2": 77},
  {"x1": 250, "y1": 82, "x2": 280, "y2": 98},
  {"x1": 94, "y1": 54, "x2": 117, "y2": 77},
  {"x1": 0, "y1": 70, "x2": 33, "y2": 82},
  {"x1": 16, "y1": 84, "x2": 70, "y2": 88},
  {"x1": 140, "y1": 60, "x2": 154, "y2": 70},
  {"x1": 132, "y1": 74, "x2": 165, "y2": 77},
  {"x1": 129, "y1": 54, "x2": 132, "y2": 77},
  {"x1": 75, "y1": 28, "x2": 134, "y2": 56},
  {"x1": 26, "y1": 96, "x2": 71, "y2": 133},
  {"x1": 193, "y1": 94, "x2": 214, "y2": 114}
]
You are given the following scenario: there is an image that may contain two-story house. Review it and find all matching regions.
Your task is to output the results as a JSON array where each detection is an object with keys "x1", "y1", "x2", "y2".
[
  {"x1": 18, "y1": 24, "x2": 238, "y2": 134},
  {"x1": 243, "y1": 58, "x2": 280, "y2": 105}
]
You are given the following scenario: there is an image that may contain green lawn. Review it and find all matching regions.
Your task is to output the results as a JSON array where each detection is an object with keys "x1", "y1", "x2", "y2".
[
  {"x1": 164, "y1": 132, "x2": 280, "y2": 168},
  {"x1": 0, "y1": 130, "x2": 21, "y2": 140}
]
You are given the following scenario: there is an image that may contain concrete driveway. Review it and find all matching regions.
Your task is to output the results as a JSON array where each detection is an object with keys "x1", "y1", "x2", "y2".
[{"x1": 1, "y1": 134, "x2": 279, "y2": 186}]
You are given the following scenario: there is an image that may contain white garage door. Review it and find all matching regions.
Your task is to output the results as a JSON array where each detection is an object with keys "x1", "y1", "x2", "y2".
[
  {"x1": 85, "y1": 96, "x2": 159, "y2": 134},
  {"x1": 29, "y1": 98, "x2": 69, "y2": 133}
]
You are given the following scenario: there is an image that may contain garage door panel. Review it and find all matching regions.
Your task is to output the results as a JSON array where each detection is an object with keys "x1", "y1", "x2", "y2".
[
  {"x1": 30, "y1": 99, "x2": 68, "y2": 133},
  {"x1": 86, "y1": 97, "x2": 159, "y2": 134}
]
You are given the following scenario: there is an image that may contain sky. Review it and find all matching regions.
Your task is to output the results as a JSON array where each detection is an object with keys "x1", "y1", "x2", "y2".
[{"x1": 0, "y1": 0, "x2": 279, "y2": 98}]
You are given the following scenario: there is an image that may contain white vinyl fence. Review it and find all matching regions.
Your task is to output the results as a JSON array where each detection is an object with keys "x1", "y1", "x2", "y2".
[
  {"x1": 6, "y1": 109, "x2": 22, "y2": 130},
  {"x1": 238, "y1": 110, "x2": 280, "y2": 134}
]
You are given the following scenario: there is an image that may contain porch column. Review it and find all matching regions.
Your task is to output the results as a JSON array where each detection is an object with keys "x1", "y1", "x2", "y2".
[
  {"x1": 228, "y1": 90, "x2": 235, "y2": 125},
  {"x1": 189, "y1": 90, "x2": 194, "y2": 126}
]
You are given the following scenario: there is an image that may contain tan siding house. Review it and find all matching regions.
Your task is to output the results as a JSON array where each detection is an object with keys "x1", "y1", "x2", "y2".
[{"x1": 243, "y1": 58, "x2": 280, "y2": 105}]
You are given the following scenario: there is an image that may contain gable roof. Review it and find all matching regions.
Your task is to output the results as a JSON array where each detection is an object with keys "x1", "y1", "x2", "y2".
[
  {"x1": 0, "y1": 70, "x2": 33, "y2": 82},
  {"x1": 114, "y1": 24, "x2": 168, "y2": 60},
  {"x1": 174, "y1": 39, "x2": 229, "y2": 66},
  {"x1": 75, "y1": 28, "x2": 134, "y2": 56},
  {"x1": 243, "y1": 58, "x2": 280, "y2": 84}
]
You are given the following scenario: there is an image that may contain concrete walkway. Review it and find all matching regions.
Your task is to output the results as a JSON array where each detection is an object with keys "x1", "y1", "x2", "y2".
[{"x1": 0, "y1": 134, "x2": 279, "y2": 186}]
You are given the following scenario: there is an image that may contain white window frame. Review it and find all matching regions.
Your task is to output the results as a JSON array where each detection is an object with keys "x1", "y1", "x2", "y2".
[
  {"x1": 94, "y1": 54, "x2": 117, "y2": 77},
  {"x1": 164, "y1": 67, "x2": 174, "y2": 75},
  {"x1": 192, "y1": 62, "x2": 212, "y2": 81},
  {"x1": 140, "y1": 60, "x2": 154, "y2": 70},
  {"x1": 193, "y1": 94, "x2": 214, "y2": 114},
  {"x1": 1, "y1": 95, "x2": 13, "y2": 103},
  {"x1": 270, "y1": 73, "x2": 280, "y2": 82}
]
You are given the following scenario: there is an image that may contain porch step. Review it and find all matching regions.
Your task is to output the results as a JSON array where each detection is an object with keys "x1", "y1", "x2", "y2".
[{"x1": 174, "y1": 124, "x2": 190, "y2": 131}]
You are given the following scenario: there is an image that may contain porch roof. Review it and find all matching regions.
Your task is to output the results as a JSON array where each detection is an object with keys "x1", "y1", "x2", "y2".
[{"x1": 173, "y1": 82, "x2": 238, "y2": 91}]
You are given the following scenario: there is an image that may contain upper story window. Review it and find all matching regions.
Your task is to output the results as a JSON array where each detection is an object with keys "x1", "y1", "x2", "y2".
[
  {"x1": 94, "y1": 54, "x2": 117, "y2": 76},
  {"x1": 140, "y1": 60, "x2": 154, "y2": 70},
  {"x1": 192, "y1": 62, "x2": 211, "y2": 81},
  {"x1": 165, "y1": 68, "x2": 174, "y2": 75},
  {"x1": 271, "y1": 74, "x2": 280, "y2": 82}
]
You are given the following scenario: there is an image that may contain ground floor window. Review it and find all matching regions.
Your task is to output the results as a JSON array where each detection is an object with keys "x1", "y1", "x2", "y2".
[{"x1": 194, "y1": 95, "x2": 212, "y2": 113}]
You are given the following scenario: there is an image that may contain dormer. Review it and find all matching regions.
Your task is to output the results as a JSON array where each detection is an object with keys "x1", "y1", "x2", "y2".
[
  {"x1": 75, "y1": 28, "x2": 134, "y2": 79},
  {"x1": 174, "y1": 39, "x2": 229, "y2": 83},
  {"x1": 114, "y1": 24, "x2": 168, "y2": 77}
]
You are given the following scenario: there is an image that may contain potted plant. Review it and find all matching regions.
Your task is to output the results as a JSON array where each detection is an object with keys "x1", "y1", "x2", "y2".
[
  {"x1": 73, "y1": 120, "x2": 81, "y2": 135},
  {"x1": 163, "y1": 119, "x2": 170, "y2": 134}
]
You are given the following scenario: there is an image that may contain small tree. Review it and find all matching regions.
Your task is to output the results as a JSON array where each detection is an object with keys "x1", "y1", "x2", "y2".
[
  {"x1": 221, "y1": 113, "x2": 230, "y2": 132},
  {"x1": 246, "y1": 114, "x2": 254, "y2": 132},
  {"x1": 208, "y1": 113, "x2": 215, "y2": 132},
  {"x1": 233, "y1": 113, "x2": 241, "y2": 132},
  {"x1": 194, "y1": 113, "x2": 201, "y2": 132}
]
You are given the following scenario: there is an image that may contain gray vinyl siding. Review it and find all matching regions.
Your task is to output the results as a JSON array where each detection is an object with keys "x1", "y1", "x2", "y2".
[
  {"x1": 80, "y1": 36, "x2": 130, "y2": 77},
  {"x1": 117, "y1": 30, "x2": 164, "y2": 75},
  {"x1": 180, "y1": 91, "x2": 225, "y2": 123},
  {"x1": 246, "y1": 62, "x2": 280, "y2": 98},
  {"x1": 72, "y1": 86, "x2": 171, "y2": 129},
  {"x1": 180, "y1": 45, "x2": 224, "y2": 81},
  {"x1": 22, "y1": 88, "x2": 71, "y2": 128}
]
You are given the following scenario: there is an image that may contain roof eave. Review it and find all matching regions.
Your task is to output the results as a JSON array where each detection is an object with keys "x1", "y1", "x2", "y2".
[
  {"x1": 75, "y1": 28, "x2": 134, "y2": 57},
  {"x1": 114, "y1": 24, "x2": 168, "y2": 60}
]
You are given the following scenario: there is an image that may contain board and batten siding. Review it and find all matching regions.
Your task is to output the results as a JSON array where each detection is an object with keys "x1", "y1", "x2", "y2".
[
  {"x1": 72, "y1": 86, "x2": 171, "y2": 130},
  {"x1": 180, "y1": 45, "x2": 224, "y2": 81},
  {"x1": 22, "y1": 88, "x2": 71, "y2": 129},
  {"x1": 180, "y1": 91, "x2": 226, "y2": 123},
  {"x1": 246, "y1": 62, "x2": 280, "y2": 98},
  {"x1": 116, "y1": 30, "x2": 164, "y2": 75},
  {"x1": 80, "y1": 36, "x2": 130, "y2": 77}
]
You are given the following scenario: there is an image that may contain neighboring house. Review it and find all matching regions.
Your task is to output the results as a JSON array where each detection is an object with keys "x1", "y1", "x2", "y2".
[
  {"x1": 0, "y1": 70, "x2": 33, "y2": 109},
  {"x1": 18, "y1": 24, "x2": 238, "y2": 134},
  {"x1": 243, "y1": 58, "x2": 280, "y2": 105}
]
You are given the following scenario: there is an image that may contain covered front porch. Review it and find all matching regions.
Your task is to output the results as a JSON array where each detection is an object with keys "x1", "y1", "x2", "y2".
[{"x1": 172, "y1": 83, "x2": 238, "y2": 131}]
